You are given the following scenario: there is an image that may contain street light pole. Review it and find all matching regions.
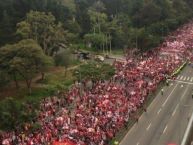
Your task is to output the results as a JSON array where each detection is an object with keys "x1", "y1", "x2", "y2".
[
  {"x1": 79, "y1": 70, "x2": 82, "y2": 97},
  {"x1": 136, "y1": 34, "x2": 138, "y2": 49},
  {"x1": 75, "y1": 70, "x2": 82, "y2": 97}
]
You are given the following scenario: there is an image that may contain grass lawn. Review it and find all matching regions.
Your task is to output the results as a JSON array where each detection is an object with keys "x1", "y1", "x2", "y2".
[
  {"x1": 111, "y1": 49, "x2": 124, "y2": 55},
  {"x1": 0, "y1": 66, "x2": 76, "y2": 103}
]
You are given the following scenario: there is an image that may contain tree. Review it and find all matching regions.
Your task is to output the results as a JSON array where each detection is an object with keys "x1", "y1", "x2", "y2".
[
  {"x1": 0, "y1": 44, "x2": 21, "y2": 88},
  {"x1": 16, "y1": 21, "x2": 31, "y2": 39},
  {"x1": 54, "y1": 49, "x2": 72, "y2": 77},
  {"x1": 132, "y1": 2, "x2": 162, "y2": 27},
  {"x1": 1, "y1": 0, "x2": 193, "y2": 53},
  {"x1": 75, "y1": 0, "x2": 92, "y2": 35},
  {"x1": 65, "y1": 19, "x2": 81, "y2": 34},
  {"x1": 84, "y1": 1, "x2": 110, "y2": 51},
  {"x1": 16, "y1": 11, "x2": 66, "y2": 56},
  {"x1": 0, "y1": 98, "x2": 25, "y2": 130},
  {"x1": 0, "y1": 10, "x2": 15, "y2": 45},
  {"x1": 129, "y1": 0, "x2": 144, "y2": 16},
  {"x1": 0, "y1": 97, "x2": 38, "y2": 131},
  {"x1": 0, "y1": 39, "x2": 53, "y2": 94},
  {"x1": 0, "y1": 70, "x2": 9, "y2": 87},
  {"x1": 88, "y1": 1, "x2": 107, "y2": 34},
  {"x1": 84, "y1": 33, "x2": 106, "y2": 50},
  {"x1": 108, "y1": 16, "x2": 129, "y2": 49},
  {"x1": 173, "y1": 0, "x2": 190, "y2": 16},
  {"x1": 74, "y1": 62, "x2": 115, "y2": 82}
]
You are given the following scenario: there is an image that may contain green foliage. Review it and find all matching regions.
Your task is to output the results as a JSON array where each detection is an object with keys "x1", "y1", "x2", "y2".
[
  {"x1": 0, "y1": 0, "x2": 72, "y2": 46},
  {"x1": 100, "y1": 63, "x2": 116, "y2": 80},
  {"x1": 54, "y1": 49, "x2": 72, "y2": 75},
  {"x1": 74, "y1": 62, "x2": 115, "y2": 81},
  {"x1": 30, "y1": 122, "x2": 41, "y2": 132},
  {"x1": 84, "y1": 33, "x2": 107, "y2": 49},
  {"x1": 65, "y1": 20, "x2": 81, "y2": 34},
  {"x1": 1, "y1": 0, "x2": 193, "y2": 50},
  {"x1": 132, "y1": 2, "x2": 162, "y2": 27},
  {"x1": 0, "y1": 39, "x2": 53, "y2": 93},
  {"x1": 0, "y1": 0, "x2": 193, "y2": 133},
  {"x1": 16, "y1": 11, "x2": 66, "y2": 56},
  {"x1": 0, "y1": 97, "x2": 37, "y2": 131},
  {"x1": 0, "y1": 70, "x2": 10, "y2": 87}
]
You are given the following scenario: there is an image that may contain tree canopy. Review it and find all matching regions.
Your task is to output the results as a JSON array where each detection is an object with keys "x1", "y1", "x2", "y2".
[
  {"x1": 74, "y1": 62, "x2": 115, "y2": 81},
  {"x1": 16, "y1": 11, "x2": 66, "y2": 56},
  {"x1": 0, "y1": 0, "x2": 193, "y2": 50},
  {"x1": 0, "y1": 39, "x2": 53, "y2": 93}
]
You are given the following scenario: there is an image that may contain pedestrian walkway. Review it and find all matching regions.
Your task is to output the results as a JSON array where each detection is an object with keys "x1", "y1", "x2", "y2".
[{"x1": 176, "y1": 75, "x2": 193, "y2": 82}]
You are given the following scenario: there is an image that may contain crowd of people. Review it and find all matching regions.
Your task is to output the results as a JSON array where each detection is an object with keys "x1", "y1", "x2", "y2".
[{"x1": 1, "y1": 21, "x2": 193, "y2": 145}]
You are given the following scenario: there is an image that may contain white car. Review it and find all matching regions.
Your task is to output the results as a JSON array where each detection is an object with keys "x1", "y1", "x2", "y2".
[{"x1": 95, "y1": 55, "x2": 105, "y2": 62}]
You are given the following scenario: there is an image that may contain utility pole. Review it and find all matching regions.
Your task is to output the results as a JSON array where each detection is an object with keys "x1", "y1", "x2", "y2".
[
  {"x1": 136, "y1": 33, "x2": 138, "y2": 49},
  {"x1": 75, "y1": 70, "x2": 82, "y2": 97},
  {"x1": 109, "y1": 34, "x2": 112, "y2": 54}
]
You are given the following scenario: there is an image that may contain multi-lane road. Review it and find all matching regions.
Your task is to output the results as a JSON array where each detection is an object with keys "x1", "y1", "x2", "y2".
[{"x1": 120, "y1": 64, "x2": 193, "y2": 145}]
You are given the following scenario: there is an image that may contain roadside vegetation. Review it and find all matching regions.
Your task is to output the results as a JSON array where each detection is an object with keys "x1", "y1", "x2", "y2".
[{"x1": 0, "y1": 0, "x2": 193, "y2": 136}]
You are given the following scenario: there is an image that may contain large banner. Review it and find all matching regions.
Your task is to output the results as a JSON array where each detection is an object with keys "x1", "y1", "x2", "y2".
[{"x1": 53, "y1": 140, "x2": 76, "y2": 145}]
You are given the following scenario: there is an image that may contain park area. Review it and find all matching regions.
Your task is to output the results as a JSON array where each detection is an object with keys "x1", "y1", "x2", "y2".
[
  {"x1": 1, "y1": 0, "x2": 193, "y2": 145},
  {"x1": 1, "y1": 20, "x2": 193, "y2": 145}
]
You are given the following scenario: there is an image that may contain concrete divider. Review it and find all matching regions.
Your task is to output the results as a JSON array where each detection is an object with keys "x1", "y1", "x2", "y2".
[{"x1": 171, "y1": 61, "x2": 187, "y2": 77}]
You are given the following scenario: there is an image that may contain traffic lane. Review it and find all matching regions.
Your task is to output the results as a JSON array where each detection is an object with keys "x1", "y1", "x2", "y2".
[
  {"x1": 163, "y1": 64, "x2": 193, "y2": 144},
  {"x1": 120, "y1": 83, "x2": 177, "y2": 145},
  {"x1": 138, "y1": 83, "x2": 187, "y2": 145},
  {"x1": 185, "y1": 64, "x2": 193, "y2": 75},
  {"x1": 121, "y1": 65, "x2": 193, "y2": 145},
  {"x1": 121, "y1": 83, "x2": 179, "y2": 145},
  {"x1": 166, "y1": 85, "x2": 193, "y2": 144},
  {"x1": 150, "y1": 84, "x2": 192, "y2": 145},
  {"x1": 178, "y1": 63, "x2": 192, "y2": 76},
  {"x1": 140, "y1": 83, "x2": 186, "y2": 145}
]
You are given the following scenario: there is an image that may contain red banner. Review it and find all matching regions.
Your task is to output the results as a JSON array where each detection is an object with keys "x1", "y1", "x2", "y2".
[{"x1": 53, "y1": 140, "x2": 76, "y2": 145}]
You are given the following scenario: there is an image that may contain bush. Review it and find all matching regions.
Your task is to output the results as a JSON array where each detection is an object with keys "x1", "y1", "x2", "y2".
[
  {"x1": 74, "y1": 62, "x2": 115, "y2": 81},
  {"x1": 0, "y1": 98, "x2": 37, "y2": 131},
  {"x1": 30, "y1": 123, "x2": 41, "y2": 132}
]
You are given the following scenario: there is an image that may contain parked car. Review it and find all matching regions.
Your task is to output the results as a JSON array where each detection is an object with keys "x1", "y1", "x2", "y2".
[{"x1": 95, "y1": 55, "x2": 105, "y2": 62}]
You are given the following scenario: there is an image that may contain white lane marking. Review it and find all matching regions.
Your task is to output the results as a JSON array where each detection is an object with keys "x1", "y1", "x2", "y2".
[
  {"x1": 180, "y1": 85, "x2": 189, "y2": 101},
  {"x1": 181, "y1": 84, "x2": 184, "y2": 88},
  {"x1": 162, "y1": 84, "x2": 178, "y2": 107},
  {"x1": 136, "y1": 142, "x2": 140, "y2": 145},
  {"x1": 187, "y1": 77, "x2": 190, "y2": 81},
  {"x1": 172, "y1": 104, "x2": 179, "y2": 116},
  {"x1": 146, "y1": 123, "x2": 151, "y2": 131},
  {"x1": 163, "y1": 126, "x2": 168, "y2": 134},
  {"x1": 180, "y1": 76, "x2": 183, "y2": 80},
  {"x1": 168, "y1": 79, "x2": 193, "y2": 85},
  {"x1": 157, "y1": 108, "x2": 162, "y2": 115},
  {"x1": 170, "y1": 83, "x2": 173, "y2": 86},
  {"x1": 183, "y1": 76, "x2": 186, "y2": 81},
  {"x1": 191, "y1": 78, "x2": 193, "y2": 82},
  {"x1": 177, "y1": 76, "x2": 180, "y2": 79}
]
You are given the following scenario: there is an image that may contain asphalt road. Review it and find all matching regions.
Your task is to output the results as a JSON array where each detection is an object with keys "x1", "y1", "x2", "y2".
[{"x1": 120, "y1": 64, "x2": 193, "y2": 145}]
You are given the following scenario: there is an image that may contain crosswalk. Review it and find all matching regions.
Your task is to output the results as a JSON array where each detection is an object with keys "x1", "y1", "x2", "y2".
[{"x1": 176, "y1": 75, "x2": 193, "y2": 82}]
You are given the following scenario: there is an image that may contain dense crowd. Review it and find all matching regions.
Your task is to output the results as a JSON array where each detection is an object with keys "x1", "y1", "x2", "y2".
[{"x1": 1, "y1": 21, "x2": 193, "y2": 145}]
